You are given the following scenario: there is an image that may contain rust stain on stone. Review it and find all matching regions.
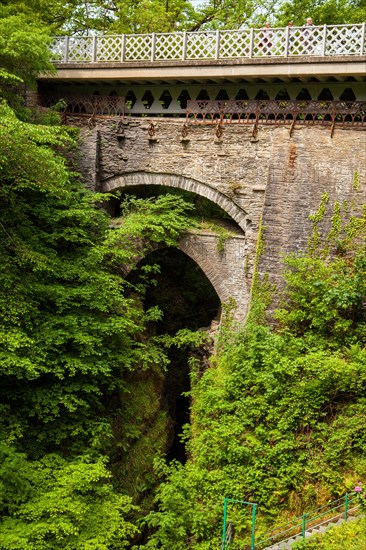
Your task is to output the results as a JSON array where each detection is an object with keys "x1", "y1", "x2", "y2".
[{"x1": 288, "y1": 143, "x2": 297, "y2": 169}]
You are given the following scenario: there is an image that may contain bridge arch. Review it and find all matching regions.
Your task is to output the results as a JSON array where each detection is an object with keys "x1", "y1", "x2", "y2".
[
  {"x1": 126, "y1": 231, "x2": 249, "y2": 322},
  {"x1": 178, "y1": 235, "x2": 234, "y2": 307},
  {"x1": 103, "y1": 172, "x2": 250, "y2": 233},
  {"x1": 140, "y1": 241, "x2": 223, "y2": 318}
]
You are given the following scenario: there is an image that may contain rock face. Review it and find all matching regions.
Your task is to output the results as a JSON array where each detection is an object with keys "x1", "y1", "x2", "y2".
[{"x1": 72, "y1": 116, "x2": 366, "y2": 320}]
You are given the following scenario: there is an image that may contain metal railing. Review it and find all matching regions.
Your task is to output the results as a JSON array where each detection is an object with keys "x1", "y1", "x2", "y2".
[
  {"x1": 255, "y1": 494, "x2": 361, "y2": 549},
  {"x1": 39, "y1": 94, "x2": 125, "y2": 117},
  {"x1": 186, "y1": 99, "x2": 366, "y2": 136},
  {"x1": 186, "y1": 99, "x2": 366, "y2": 124},
  {"x1": 221, "y1": 521, "x2": 234, "y2": 550},
  {"x1": 221, "y1": 498, "x2": 257, "y2": 550},
  {"x1": 51, "y1": 24, "x2": 366, "y2": 63}
]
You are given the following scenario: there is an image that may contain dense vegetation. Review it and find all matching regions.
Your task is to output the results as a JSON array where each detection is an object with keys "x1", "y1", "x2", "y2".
[
  {"x1": 293, "y1": 516, "x2": 366, "y2": 549},
  {"x1": 1, "y1": 2, "x2": 365, "y2": 549},
  {"x1": 140, "y1": 197, "x2": 366, "y2": 549},
  {"x1": 0, "y1": 97, "x2": 202, "y2": 547},
  {"x1": 1, "y1": 0, "x2": 365, "y2": 36}
]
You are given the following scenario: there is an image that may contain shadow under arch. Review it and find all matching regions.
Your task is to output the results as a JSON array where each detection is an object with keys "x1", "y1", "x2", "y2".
[
  {"x1": 178, "y1": 235, "x2": 236, "y2": 309},
  {"x1": 102, "y1": 171, "x2": 250, "y2": 233},
  {"x1": 129, "y1": 247, "x2": 220, "y2": 465},
  {"x1": 132, "y1": 245, "x2": 221, "y2": 331},
  {"x1": 125, "y1": 229, "x2": 249, "y2": 323}
]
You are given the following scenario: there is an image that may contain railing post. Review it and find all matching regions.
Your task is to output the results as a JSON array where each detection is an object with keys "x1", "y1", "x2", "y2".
[
  {"x1": 63, "y1": 36, "x2": 69, "y2": 63},
  {"x1": 249, "y1": 28, "x2": 254, "y2": 58},
  {"x1": 322, "y1": 24, "x2": 327, "y2": 56},
  {"x1": 361, "y1": 22, "x2": 366, "y2": 55},
  {"x1": 182, "y1": 31, "x2": 187, "y2": 60},
  {"x1": 284, "y1": 25, "x2": 290, "y2": 56},
  {"x1": 151, "y1": 32, "x2": 156, "y2": 62},
  {"x1": 92, "y1": 35, "x2": 97, "y2": 62},
  {"x1": 251, "y1": 503, "x2": 257, "y2": 550},
  {"x1": 345, "y1": 493, "x2": 349, "y2": 521},
  {"x1": 215, "y1": 29, "x2": 221, "y2": 60},
  {"x1": 222, "y1": 498, "x2": 228, "y2": 548},
  {"x1": 302, "y1": 514, "x2": 307, "y2": 538},
  {"x1": 121, "y1": 34, "x2": 126, "y2": 62}
]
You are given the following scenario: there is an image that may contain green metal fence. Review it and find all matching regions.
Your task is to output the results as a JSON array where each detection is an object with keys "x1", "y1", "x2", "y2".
[
  {"x1": 221, "y1": 498, "x2": 257, "y2": 550},
  {"x1": 221, "y1": 493, "x2": 360, "y2": 549},
  {"x1": 255, "y1": 494, "x2": 360, "y2": 549}
]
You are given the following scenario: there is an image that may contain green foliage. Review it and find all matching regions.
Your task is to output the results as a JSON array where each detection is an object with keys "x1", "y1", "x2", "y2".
[
  {"x1": 203, "y1": 222, "x2": 233, "y2": 255},
  {"x1": 276, "y1": 202, "x2": 366, "y2": 345},
  {"x1": 0, "y1": 97, "x2": 199, "y2": 545},
  {"x1": 0, "y1": 13, "x2": 53, "y2": 88},
  {"x1": 0, "y1": 7, "x2": 54, "y2": 114},
  {"x1": 2, "y1": 0, "x2": 363, "y2": 39},
  {"x1": 0, "y1": 443, "x2": 138, "y2": 549},
  {"x1": 111, "y1": 194, "x2": 196, "y2": 246},
  {"x1": 1, "y1": 3, "x2": 365, "y2": 546},
  {"x1": 275, "y1": 0, "x2": 366, "y2": 26},
  {"x1": 142, "y1": 458, "x2": 224, "y2": 550},
  {"x1": 159, "y1": 328, "x2": 210, "y2": 350},
  {"x1": 141, "y1": 202, "x2": 366, "y2": 548},
  {"x1": 108, "y1": 0, "x2": 195, "y2": 34},
  {"x1": 293, "y1": 516, "x2": 366, "y2": 549},
  {"x1": 0, "y1": 0, "x2": 80, "y2": 34},
  {"x1": 106, "y1": 194, "x2": 198, "y2": 291}
]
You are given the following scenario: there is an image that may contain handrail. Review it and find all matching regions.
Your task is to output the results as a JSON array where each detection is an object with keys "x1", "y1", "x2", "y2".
[
  {"x1": 221, "y1": 521, "x2": 234, "y2": 550},
  {"x1": 186, "y1": 100, "x2": 366, "y2": 133},
  {"x1": 256, "y1": 494, "x2": 360, "y2": 548},
  {"x1": 50, "y1": 23, "x2": 366, "y2": 64}
]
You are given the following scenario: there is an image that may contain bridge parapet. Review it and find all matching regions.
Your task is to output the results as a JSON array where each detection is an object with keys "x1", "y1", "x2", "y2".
[
  {"x1": 186, "y1": 100, "x2": 366, "y2": 135},
  {"x1": 51, "y1": 24, "x2": 366, "y2": 64}
]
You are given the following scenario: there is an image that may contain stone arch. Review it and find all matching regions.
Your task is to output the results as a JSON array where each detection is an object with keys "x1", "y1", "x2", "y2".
[
  {"x1": 140, "y1": 240, "x2": 223, "y2": 311},
  {"x1": 102, "y1": 172, "x2": 249, "y2": 233},
  {"x1": 178, "y1": 235, "x2": 232, "y2": 306},
  {"x1": 126, "y1": 232, "x2": 249, "y2": 322}
]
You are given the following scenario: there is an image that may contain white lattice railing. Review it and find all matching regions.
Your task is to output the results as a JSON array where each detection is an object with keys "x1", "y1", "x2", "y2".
[{"x1": 51, "y1": 24, "x2": 366, "y2": 63}]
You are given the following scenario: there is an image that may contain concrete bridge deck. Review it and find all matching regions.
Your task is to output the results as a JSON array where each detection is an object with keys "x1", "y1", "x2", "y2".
[
  {"x1": 44, "y1": 55, "x2": 366, "y2": 86},
  {"x1": 47, "y1": 24, "x2": 366, "y2": 85}
]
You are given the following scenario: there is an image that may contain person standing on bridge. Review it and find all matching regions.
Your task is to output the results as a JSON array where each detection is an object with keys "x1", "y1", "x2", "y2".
[
  {"x1": 287, "y1": 21, "x2": 294, "y2": 53},
  {"x1": 301, "y1": 17, "x2": 316, "y2": 53},
  {"x1": 258, "y1": 21, "x2": 273, "y2": 55}
]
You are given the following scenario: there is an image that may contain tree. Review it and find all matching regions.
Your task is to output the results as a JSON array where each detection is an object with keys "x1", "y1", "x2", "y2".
[
  {"x1": 141, "y1": 200, "x2": 366, "y2": 548},
  {"x1": 0, "y1": 96, "x2": 197, "y2": 545},
  {"x1": 0, "y1": 443, "x2": 138, "y2": 550},
  {"x1": 0, "y1": 5, "x2": 54, "y2": 114},
  {"x1": 275, "y1": 0, "x2": 366, "y2": 26}
]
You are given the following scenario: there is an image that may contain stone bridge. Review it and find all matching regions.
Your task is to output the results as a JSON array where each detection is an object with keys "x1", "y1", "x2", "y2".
[
  {"x1": 68, "y1": 117, "x2": 365, "y2": 321},
  {"x1": 35, "y1": 26, "x2": 366, "y2": 322},
  {"x1": 105, "y1": 172, "x2": 252, "y2": 321}
]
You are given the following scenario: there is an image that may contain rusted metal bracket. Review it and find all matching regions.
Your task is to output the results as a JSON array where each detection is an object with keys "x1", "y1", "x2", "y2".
[
  {"x1": 116, "y1": 118, "x2": 125, "y2": 142},
  {"x1": 289, "y1": 119, "x2": 296, "y2": 137},
  {"x1": 250, "y1": 123, "x2": 258, "y2": 142},
  {"x1": 148, "y1": 121, "x2": 159, "y2": 142},
  {"x1": 181, "y1": 122, "x2": 190, "y2": 142},
  {"x1": 215, "y1": 122, "x2": 224, "y2": 141},
  {"x1": 87, "y1": 113, "x2": 96, "y2": 128},
  {"x1": 330, "y1": 119, "x2": 336, "y2": 138}
]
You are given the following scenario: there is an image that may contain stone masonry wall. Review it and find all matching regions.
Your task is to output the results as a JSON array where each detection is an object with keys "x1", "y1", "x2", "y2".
[
  {"x1": 72, "y1": 117, "x2": 366, "y2": 320},
  {"x1": 259, "y1": 126, "x2": 366, "y2": 285}
]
